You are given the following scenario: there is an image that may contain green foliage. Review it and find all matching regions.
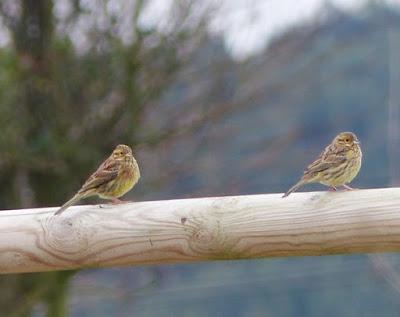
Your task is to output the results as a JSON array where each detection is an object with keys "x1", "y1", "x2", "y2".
[{"x1": 0, "y1": 0, "x2": 210, "y2": 315}]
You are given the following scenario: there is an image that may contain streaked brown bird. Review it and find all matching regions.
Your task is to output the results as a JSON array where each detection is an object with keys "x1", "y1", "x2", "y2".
[
  {"x1": 55, "y1": 144, "x2": 140, "y2": 215},
  {"x1": 282, "y1": 132, "x2": 362, "y2": 198}
]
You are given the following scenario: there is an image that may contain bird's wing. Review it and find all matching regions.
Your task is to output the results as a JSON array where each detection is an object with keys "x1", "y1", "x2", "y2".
[
  {"x1": 304, "y1": 145, "x2": 347, "y2": 176},
  {"x1": 78, "y1": 158, "x2": 120, "y2": 194}
]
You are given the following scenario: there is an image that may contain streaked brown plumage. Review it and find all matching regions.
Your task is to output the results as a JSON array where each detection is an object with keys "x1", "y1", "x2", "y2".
[
  {"x1": 282, "y1": 132, "x2": 362, "y2": 198},
  {"x1": 54, "y1": 144, "x2": 140, "y2": 215}
]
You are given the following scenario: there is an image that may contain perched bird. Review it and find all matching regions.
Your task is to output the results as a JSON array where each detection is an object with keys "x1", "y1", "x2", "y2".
[
  {"x1": 282, "y1": 132, "x2": 362, "y2": 198},
  {"x1": 55, "y1": 144, "x2": 140, "y2": 215}
]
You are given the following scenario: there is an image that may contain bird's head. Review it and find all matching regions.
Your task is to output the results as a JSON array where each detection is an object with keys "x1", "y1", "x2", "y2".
[
  {"x1": 334, "y1": 132, "x2": 360, "y2": 148},
  {"x1": 112, "y1": 144, "x2": 133, "y2": 160}
]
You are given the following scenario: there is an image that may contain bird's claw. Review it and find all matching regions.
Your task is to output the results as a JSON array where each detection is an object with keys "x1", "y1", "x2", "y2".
[
  {"x1": 110, "y1": 198, "x2": 133, "y2": 204},
  {"x1": 342, "y1": 184, "x2": 357, "y2": 190}
]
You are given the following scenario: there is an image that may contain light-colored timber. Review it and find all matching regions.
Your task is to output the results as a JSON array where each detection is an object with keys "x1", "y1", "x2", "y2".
[{"x1": 1, "y1": 188, "x2": 400, "y2": 274}]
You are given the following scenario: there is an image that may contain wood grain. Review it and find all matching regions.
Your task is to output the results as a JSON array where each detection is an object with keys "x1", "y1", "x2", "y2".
[{"x1": 1, "y1": 188, "x2": 400, "y2": 274}]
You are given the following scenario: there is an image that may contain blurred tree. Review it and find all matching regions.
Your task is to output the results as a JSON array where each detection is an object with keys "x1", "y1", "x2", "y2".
[{"x1": 0, "y1": 0, "x2": 215, "y2": 315}]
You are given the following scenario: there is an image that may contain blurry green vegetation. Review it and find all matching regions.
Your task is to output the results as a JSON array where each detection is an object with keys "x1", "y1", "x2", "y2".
[{"x1": 0, "y1": 0, "x2": 213, "y2": 315}]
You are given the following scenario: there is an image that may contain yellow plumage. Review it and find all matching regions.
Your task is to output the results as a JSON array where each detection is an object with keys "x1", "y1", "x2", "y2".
[
  {"x1": 283, "y1": 132, "x2": 362, "y2": 197},
  {"x1": 55, "y1": 144, "x2": 140, "y2": 215}
]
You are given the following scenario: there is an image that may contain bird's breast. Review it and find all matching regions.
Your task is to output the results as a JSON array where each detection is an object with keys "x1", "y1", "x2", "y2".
[{"x1": 116, "y1": 162, "x2": 140, "y2": 197}]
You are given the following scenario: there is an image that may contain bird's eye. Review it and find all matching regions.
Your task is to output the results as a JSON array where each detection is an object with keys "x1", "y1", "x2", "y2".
[{"x1": 345, "y1": 138, "x2": 349, "y2": 142}]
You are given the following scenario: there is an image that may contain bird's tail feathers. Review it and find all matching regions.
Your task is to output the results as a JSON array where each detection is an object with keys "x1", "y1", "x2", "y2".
[
  {"x1": 282, "y1": 179, "x2": 307, "y2": 198},
  {"x1": 54, "y1": 193, "x2": 84, "y2": 216}
]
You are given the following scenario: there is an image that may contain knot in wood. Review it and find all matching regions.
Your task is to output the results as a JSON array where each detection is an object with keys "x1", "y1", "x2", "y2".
[
  {"x1": 188, "y1": 217, "x2": 231, "y2": 257},
  {"x1": 193, "y1": 228, "x2": 214, "y2": 244},
  {"x1": 43, "y1": 215, "x2": 95, "y2": 259}
]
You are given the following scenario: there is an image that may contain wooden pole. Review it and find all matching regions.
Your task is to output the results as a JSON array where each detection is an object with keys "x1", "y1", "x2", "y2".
[{"x1": 1, "y1": 188, "x2": 400, "y2": 274}]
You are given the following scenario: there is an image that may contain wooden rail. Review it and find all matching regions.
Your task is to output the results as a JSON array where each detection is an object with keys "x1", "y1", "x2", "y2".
[{"x1": 1, "y1": 188, "x2": 400, "y2": 274}]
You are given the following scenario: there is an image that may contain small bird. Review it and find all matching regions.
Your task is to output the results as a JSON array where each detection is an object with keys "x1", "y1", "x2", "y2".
[
  {"x1": 55, "y1": 144, "x2": 140, "y2": 215},
  {"x1": 282, "y1": 132, "x2": 362, "y2": 198}
]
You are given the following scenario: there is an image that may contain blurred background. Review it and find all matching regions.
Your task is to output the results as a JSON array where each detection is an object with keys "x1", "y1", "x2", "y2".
[{"x1": 1, "y1": 0, "x2": 400, "y2": 316}]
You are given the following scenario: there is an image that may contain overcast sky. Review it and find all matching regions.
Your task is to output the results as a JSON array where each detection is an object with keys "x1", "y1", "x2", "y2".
[
  {"x1": 209, "y1": 0, "x2": 400, "y2": 59},
  {"x1": 141, "y1": 0, "x2": 400, "y2": 59}
]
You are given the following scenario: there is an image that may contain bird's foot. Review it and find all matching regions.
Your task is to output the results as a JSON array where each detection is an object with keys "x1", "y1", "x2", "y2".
[
  {"x1": 342, "y1": 184, "x2": 357, "y2": 190},
  {"x1": 328, "y1": 186, "x2": 337, "y2": 191},
  {"x1": 111, "y1": 198, "x2": 132, "y2": 204}
]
